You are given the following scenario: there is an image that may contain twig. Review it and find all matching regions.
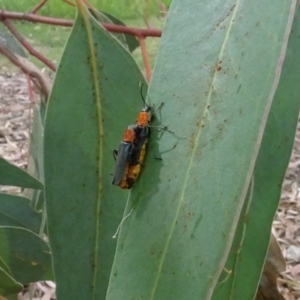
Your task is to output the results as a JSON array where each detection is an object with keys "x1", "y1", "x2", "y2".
[
  {"x1": 0, "y1": 10, "x2": 162, "y2": 37},
  {"x1": 2, "y1": 19, "x2": 56, "y2": 71},
  {"x1": 63, "y1": 0, "x2": 75, "y2": 7},
  {"x1": 0, "y1": 44, "x2": 51, "y2": 98},
  {"x1": 106, "y1": 22, "x2": 161, "y2": 38},
  {"x1": 138, "y1": 37, "x2": 152, "y2": 82},
  {"x1": 0, "y1": 11, "x2": 73, "y2": 27},
  {"x1": 26, "y1": 73, "x2": 35, "y2": 103},
  {"x1": 31, "y1": 0, "x2": 48, "y2": 14}
]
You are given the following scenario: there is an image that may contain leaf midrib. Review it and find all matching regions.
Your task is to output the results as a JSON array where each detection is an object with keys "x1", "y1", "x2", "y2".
[{"x1": 75, "y1": 2, "x2": 104, "y2": 299}]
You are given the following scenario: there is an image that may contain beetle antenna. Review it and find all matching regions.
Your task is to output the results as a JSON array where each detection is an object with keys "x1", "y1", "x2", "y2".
[{"x1": 139, "y1": 82, "x2": 148, "y2": 107}]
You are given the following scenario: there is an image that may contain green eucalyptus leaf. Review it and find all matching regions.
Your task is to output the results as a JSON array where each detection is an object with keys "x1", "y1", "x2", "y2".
[
  {"x1": 25, "y1": 104, "x2": 45, "y2": 210},
  {"x1": 44, "y1": 6, "x2": 146, "y2": 300},
  {"x1": 0, "y1": 28, "x2": 26, "y2": 58},
  {"x1": 106, "y1": 1, "x2": 296, "y2": 299},
  {"x1": 101, "y1": 11, "x2": 139, "y2": 52},
  {"x1": 0, "y1": 158, "x2": 42, "y2": 190},
  {"x1": 0, "y1": 267, "x2": 22, "y2": 296},
  {"x1": 88, "y1": 8, "x2": 127, "y2": 49},
  {"x1": 0, "y1": 226, "x2": 53, "y2": 284},
  {"x1": 213, "y1": 3, "x2": 300, "y2": 299},
  {"x1": 0, "y1": 194, "x2": 41, "y2": 233}
]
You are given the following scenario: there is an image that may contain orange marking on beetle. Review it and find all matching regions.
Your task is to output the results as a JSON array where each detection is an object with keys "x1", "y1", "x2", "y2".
[
  {"x1": 137, "y1": 111, "x2": 150, "y2": 126},
  {"x1": 122, "y1": 128, "x2": 136, "y2": 143}
]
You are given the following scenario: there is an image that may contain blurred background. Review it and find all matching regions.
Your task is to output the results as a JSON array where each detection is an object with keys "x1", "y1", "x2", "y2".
[{"x1": 0, "y1": 0, "x2": 171, "y2": 70}]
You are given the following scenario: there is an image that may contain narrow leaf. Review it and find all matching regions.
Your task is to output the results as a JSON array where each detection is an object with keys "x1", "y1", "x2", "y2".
[
  {"x1": 44, "y1": 4, "x2": 146, "y2": 299},
  {"x1": 0, "y1": 158, "x2": 43, "y2": 190},
  {"x1": 25, "y1": 104, "x2": 45, "y2": 209},
  {"x1": 88, "y1": 9, "x2": 127, "y2": 49},
  {"x1": 213, "y1": 3, "x2": 300, "y2": 299},
  {"x1": 0, "y1": 28, "x2": 26, "y2": 58},
  {"x1": 0, "y1": 267, "x2": 22, "y2": 296},
  {"x1": 106, "y1": 1, "x2": 296, "y2": 299},
  {"x1": 0, "y1": 257, "x2": 10, "y2": 274},
  {"x1": 0, "y1": 226, "x2": 53, "y2": 284},
  {"x1": 0, "y1": 194, "x2": 42, "y2": 233},
  {"x1": 102, "y1": 11, "x2": 139, "y2": 52}
]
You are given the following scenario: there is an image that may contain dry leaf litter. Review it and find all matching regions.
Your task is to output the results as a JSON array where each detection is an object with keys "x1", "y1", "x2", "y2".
[{"x1": 0, "y1": 70, "x2": 300, "y2": 300}]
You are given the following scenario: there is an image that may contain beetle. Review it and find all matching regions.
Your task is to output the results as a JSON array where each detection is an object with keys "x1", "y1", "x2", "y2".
[{"x1": 112, "y1": 84, "x2": 167, "y2": 189}]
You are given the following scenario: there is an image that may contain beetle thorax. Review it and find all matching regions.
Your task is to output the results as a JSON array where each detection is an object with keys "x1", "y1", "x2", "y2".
[{"x1": 137, "y1": 111, "x2": 150, "y2": 126}]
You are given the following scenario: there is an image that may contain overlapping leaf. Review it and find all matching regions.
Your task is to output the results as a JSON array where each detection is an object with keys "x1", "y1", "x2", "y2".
[
  {"x1": 0, "y1": 28, "x2": 26, "y2": 57},
  {"x1": 102, "y1": 11, "x2": 139, "y2": 52},
  {"x1": 0, "y1": 157, "x2": 42, "y2": 189},
  {"x1": 106, "y1": 1, "x2": 296, "y2": 299},
  {"x1": 0, "y1": 194, "x2": 41, "y2": 233},
  {"x1": 0, "y1": 227, "x2": 53, "y2": 284},
  {"x1": 213, "y1": 4, "x2": 300, "y2": 299},
  {"x1": 0, "y1": 267, "x2": 22, "y2": 296}
]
